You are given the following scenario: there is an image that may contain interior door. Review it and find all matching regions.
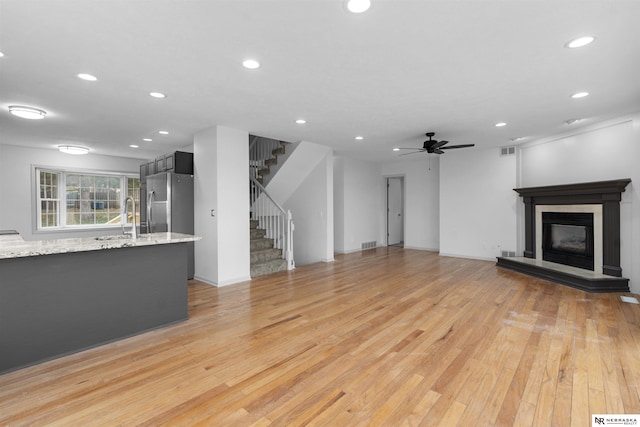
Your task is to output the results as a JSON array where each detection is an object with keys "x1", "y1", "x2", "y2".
[{"x1": 387, "y1": 177, "x2": 404, "y2": 246}]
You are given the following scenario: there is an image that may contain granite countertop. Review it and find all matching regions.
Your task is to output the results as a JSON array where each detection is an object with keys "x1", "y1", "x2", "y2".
[{"x1": 0, "y1": 232, "x2": 201, "y2": 260}]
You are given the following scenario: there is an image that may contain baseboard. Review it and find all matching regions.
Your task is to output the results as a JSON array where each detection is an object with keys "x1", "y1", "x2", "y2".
[
  {"x1": 438, "y1": 252, "x2": 496, "y2": 262},
  {"x1": 193, "y1": 275, "x2": 252, "y2": 287},
  {"x1": 334, "y1": 248, "x2": 364, "y2": 254},
  {"x1": 334, "y1": 246, "x2": 439, "y2": 254},
  {"x1": 403, "y1": 246, "x2": 439, "y2": 252},
  {"x1": 193, "y1": 275, "x2": 217, "y2": 286}
]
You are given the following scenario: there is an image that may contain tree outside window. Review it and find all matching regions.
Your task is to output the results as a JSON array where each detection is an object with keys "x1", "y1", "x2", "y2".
[{"x1": 36, "y1": 168, "x2": 140, "y2": 230}]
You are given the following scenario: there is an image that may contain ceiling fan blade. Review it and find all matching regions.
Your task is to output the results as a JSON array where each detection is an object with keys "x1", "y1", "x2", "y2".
[
  {"x1": 431, "y1": 140, "x2": 449, "y2": 149},
  {"x1": 399, "y1": 150, "x2": 424, "y2": 156},
  {"x1": 433, "y1": 149, "x2": 445, "y2": 154},
  {"x1": 395, "y1": 147, "x2": 425, "y2": 150},
  {"x1": 440, "y1": 144, "x2": 475, "y2": 150}
]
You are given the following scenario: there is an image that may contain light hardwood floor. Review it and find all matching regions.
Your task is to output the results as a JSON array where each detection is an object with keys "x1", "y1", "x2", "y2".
[{"x1": 2, "y1": 247, "x2": 640, "y2": 426}]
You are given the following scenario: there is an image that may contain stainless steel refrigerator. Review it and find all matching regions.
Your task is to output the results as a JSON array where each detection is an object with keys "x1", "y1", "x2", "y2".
[{"x1": 143, "y1": 172, "x2": 194, "y2": 279}]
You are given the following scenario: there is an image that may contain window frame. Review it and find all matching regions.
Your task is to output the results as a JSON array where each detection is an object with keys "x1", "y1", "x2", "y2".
[{"x1": 32, "y1": 165, "x2": 140, "y2": 233}]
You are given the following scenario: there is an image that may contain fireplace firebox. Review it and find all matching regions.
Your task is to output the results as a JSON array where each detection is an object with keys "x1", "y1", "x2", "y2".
[{"x1": 542, "y1": 212, "x2": 594, "y2": 270}]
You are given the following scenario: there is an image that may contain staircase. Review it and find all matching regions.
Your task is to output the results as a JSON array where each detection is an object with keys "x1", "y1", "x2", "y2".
[
  {"x1": 249, "y1": 135, "x2": 295, "y2": 278},
  {"x1": 250, "y1": 219, "x2": 288, "y2": 277},
  {"x1": 250, "y1": 136, "x2": 287, "y2": 185}
]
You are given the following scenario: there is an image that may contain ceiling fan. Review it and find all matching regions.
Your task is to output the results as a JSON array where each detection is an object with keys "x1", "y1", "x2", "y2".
[{"x1": 396, "y1": 132, "x2": 475, "y2": 155}]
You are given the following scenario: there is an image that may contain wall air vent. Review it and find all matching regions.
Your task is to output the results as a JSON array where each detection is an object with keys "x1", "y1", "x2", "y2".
[
  {"x1": 501, "y1": 250, "x2": 516, "y2": 257},
  {"x1": 361, "y1": 241, "x2": 377, "y2": 250},
  {"x1": 500, "y1": 146, "x2": 516, "y2": 156}
]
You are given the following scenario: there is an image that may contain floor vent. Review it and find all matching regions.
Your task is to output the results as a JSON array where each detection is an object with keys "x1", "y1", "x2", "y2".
[
  {"x1": 501, "y1": 250, "x2": 516, "y2": 257},
  {"x1": 361, "y1": 241, "x2": 377, "y2": 250},
  {"x1": 501, "y1": 146, "x2": 516, "y2": 156},
  {"x1": 620, "y1": 296, "x2": 639, "y2": 304}
]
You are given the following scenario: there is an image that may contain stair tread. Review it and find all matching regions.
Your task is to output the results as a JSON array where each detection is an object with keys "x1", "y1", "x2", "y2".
[
  {"x1": 250, "y1": 258, "x2": 288, "y2": 278},
  {"x1": 252, "y1": 258, "x2": 286, "y2": 266},
  {"x1": 251, "y1": 247, "x2": 280, "y2": 253}
]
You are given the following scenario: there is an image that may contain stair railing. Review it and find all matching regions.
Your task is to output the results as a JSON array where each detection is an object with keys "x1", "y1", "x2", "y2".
[
  {"x1": 249, "y1": 137, "x2": 283, "y2": 180},
  {"x1": 250, "y1": 177, "x2": 295, "y2": 270}
]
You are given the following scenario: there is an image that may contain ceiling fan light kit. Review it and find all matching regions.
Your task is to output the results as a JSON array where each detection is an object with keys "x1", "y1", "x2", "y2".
[{"x1": 395, "y1": 132, "x2": 475, "y2": 156}]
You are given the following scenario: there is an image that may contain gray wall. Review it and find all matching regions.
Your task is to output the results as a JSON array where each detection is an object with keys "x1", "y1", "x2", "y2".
[{"x1": 0, "y1": 144, "x2": 141, "y2": 241}]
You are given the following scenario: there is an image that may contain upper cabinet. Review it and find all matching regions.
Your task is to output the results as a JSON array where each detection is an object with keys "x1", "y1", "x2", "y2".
[{"x1": 141, "y1": 151, "x2": 193, "y2": 180}]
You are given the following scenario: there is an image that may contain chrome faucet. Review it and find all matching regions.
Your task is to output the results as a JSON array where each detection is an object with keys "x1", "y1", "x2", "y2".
[{"x1": 122, "y1": 196, "x2": 138, "y2": 239}]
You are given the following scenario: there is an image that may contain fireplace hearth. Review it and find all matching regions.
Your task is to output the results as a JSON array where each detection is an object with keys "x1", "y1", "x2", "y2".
[{"x1": 497, "y1": 179, "x2": 631, "y2": 293}]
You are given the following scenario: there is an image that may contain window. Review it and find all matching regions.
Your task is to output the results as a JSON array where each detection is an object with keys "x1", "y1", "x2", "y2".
[
  {"x1": 39, "y1": 170, "x2": 60, "y2": 228},
  {"x1": 35, "y1": 168, "x2": 140, "y2": 230}
]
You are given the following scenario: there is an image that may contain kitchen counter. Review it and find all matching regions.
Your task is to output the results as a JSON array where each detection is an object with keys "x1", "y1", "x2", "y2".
[
  {"x1": 0, "y1": 232, "x2": 200, "y2": 259},
  {"x1": 1, "y1": 232, "x2": 201, "y2": 374}
]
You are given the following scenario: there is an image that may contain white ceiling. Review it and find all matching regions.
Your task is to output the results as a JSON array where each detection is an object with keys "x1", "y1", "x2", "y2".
[{"x1": 1, "y1": 0, "x2": 639, "y2": 163}]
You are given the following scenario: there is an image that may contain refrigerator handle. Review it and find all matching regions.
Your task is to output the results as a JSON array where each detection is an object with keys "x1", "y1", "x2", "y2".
[{"x1": 147, "y1": 190, "x2": 155, "y2": 233}]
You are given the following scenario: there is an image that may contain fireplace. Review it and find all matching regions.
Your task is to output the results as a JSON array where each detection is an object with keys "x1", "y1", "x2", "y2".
[
  {"x1": 542, "y1": 212, "x2": 593, "y2": 270},
  {"x1": 496, "y1": 179, "x2": 631, "y2": 293}
]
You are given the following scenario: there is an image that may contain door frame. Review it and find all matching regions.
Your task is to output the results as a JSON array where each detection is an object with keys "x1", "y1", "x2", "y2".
[{"x1": 385, "y1": 175, "x2": 405, "y2": 246}]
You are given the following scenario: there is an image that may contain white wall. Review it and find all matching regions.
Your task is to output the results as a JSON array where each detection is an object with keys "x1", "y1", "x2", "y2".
[
  {"x1": 334, "y1": 156, "x2": 383, "y2": 253},
  {"x1": 0, "y1": 144, "x2": 141, "y2": 241},
  {"x1": 381, "y1": 158, "x2": 440, "y2": 251},
  {"x1": 439, "y1": 147, "x2": 518, "y2": 260},
  {"x1": 518, "y1": 114, "x2": 640, "y2": 293},
  {"x1": 193, "y1": 125, "x2": 250, "y2": 286},
  {"x1": 283, "y1": 152, "x2": 334, "y2": 266},
  {"x1": 334, "y1": 156, "x2": 345, "y2": 253},
  {"x1": 266, "y1": 141, "x2": 331, "y2": 204}
]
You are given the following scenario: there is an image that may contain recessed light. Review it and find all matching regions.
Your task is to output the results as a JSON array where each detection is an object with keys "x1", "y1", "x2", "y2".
[
  {"x1": 571, "y1": 92, "x2": 589, "y2": 99},
  {"x1": 509, "y1": 137, "x2": 525, "y2": 142},
  {"x1": 355, "y1": 136, "x2": 364, "y2": 140},
  {"x1": 8, "y1": 105, "x2": 47, "y2": 119},
  {"x1": 242, "y1": 59, "x2": 260, "y2": 69},
  {"x1": 565, "y1": 36, "x2": 595, "y2": 49},
  {"x1": 77, "y1": 73, "x2": 97, "y2": 81},
  {"x1": 143, "y1": 138, "x2": 152, "y2": 142},
  {"x1": 495, "y1": 122, "x2": 507, "y2": 127},
  {"x1": 346, "y1": 0, "x2": 371, "y2": 13},
  {"x1": 296, "y1": 119, "x2": 306, "y2": 124},
  {"x1": 149, "y1": 92, "x2": 166, "y2": 98},
  {"x1": 58, "y1": 145, "x2": 89, "y2": 155},
  {"x1": 565, "y1": 118, "x2": 583, "y2": 125},
  {"x1": 393, "y1": 148, "x2": 400, "y2": 152},
  {"x1": 0, "y1": 51, "x2": 5, "y2": 57},
  {"x1": 129, "y1": 144, "x2": 139, "y2": 148},
  {"x1": 158, "y1": 130, "x2": 169, "y2": 135}
]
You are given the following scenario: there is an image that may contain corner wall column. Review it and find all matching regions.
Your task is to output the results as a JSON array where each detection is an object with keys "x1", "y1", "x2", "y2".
[{"x1": 193, "y1": 125, "x2": 251, "y2": 286}]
